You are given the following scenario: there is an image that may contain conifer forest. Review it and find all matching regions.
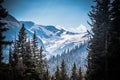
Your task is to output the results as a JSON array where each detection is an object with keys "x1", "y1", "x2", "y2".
[{"x1": 0, "y1": 0, "x2": 120, "y2": 80}]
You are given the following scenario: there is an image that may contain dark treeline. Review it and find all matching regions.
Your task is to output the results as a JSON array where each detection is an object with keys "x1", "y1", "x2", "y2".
[
  {"x1": 0, "y1": 1, "x2": 48, "y2": 80},
  {"x1": 0, "y1": 25, "x2": 84, "y2": 80},
  {"x1": 48, "y1": 42, "x2": 87, "y2": 75},
  {"x1": 0, "y1": 22, "x2": 84, "y2": 80},
  {"x1": 86, "y1": 0, "x2": 120, "y2": 80},
  {"x1": 8, "y1": 24, "x2": 49, "y2": 80},
  {"x1": 51, "y1": 60, "x2": 83, "y2": 80}
]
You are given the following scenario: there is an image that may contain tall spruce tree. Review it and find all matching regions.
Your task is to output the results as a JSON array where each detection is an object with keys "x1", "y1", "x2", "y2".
[
  {"x1": 23, "y1": 39, "x2": 35, "y2": 80},
  {"x1": 12, "y1": 27, "x2": 42, "y2": 80},
  {"x1": 12, "y1": 37, "x2": 20, "y2": 80},
  {"x1": 13, "y1": 24, "x2": 27, "y2": 80},
  {"x1": 31, "y1": 31, "x2": 48, "y2": 80},
  {"x1": 60, "y1": 59, "x2": 68, "y2": 80},
  {"x1": 77, "y1": 67, "x2": 82, "y2": 80},
  {"x1": 0, "y1": 0, "x2": 11, "y2": 64},
  {"x1": 0, "y1": 1, "x2": 12, "y2": 80},
  {"x1": 32, "y1": 31, "x2": 39, "y2": 63},
  {"x1": 9, "y1": 47, "x2": 13, "y2": 66},
  {"x1": 71, "y1": 62, "x2": 77, "y2": 80},
  {"x1": 25, "y1": 39, "x2": 32, "y2": 69},
  {"x1": 12, "y1": 37, "x2": 19, "y2": 66},
  {"x1": 9, "y1": 47, "x2": 15, "y2": 80},
  {"x1": 17, "y1": 24, "x2": 27, "y2": 64},
  {"x1": 86, "y1": 0, "x2": 110, "y2": 80},
  {"x1": 38, "y1": 47, "x2": 48, "y2": 80},
  {"x1": 44, "y1": 69, "x2": 50, "y2": 80},
  {"x1": 55, "y1": 65, "x2": 61, "y2": 80},
  {"x1": 108, "y1": 0, "x2": 120, "y2": 79},
  {"x1": 38, "y1": 47, "x2": 44, "y2": 79}
]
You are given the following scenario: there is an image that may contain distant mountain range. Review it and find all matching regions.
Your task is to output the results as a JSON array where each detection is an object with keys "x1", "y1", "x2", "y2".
[
  {"x1": 3, "y1": 14, "x2": 90, "y2": 73},
  {"x1": 3, "y1": 15, "x2": 89, "y2": 57}
]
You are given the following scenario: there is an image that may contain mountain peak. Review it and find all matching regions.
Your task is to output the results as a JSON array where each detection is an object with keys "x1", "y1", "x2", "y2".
[
  {"x1": 68, "y1": 24, "x2": 87, "y2": 33},
  {"x1": 56, "y1": 25, "x2": 66, "y2": 30},
  {"x1": 78, "y1": 24, "x2": 87, "y2": 33}
]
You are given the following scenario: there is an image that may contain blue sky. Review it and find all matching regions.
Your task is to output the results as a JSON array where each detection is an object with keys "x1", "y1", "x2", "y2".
[{"x1": 3, "y1": 0, "x2": 93, "y2": 28}]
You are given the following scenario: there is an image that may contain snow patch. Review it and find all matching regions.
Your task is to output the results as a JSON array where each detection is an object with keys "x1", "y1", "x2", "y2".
[{"x1": 68, "y1": 24, "x2": 87, "y2": 33}]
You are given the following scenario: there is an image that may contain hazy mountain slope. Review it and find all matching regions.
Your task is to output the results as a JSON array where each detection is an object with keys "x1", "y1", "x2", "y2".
[
  {"x1": 48, "y1": 41, "x2": 88, "y2": 74},
  {"x1": 3, "y1": 15, "x2": 90, "y2": 73},
  {"x1": 19, "y1": 21, "x2": 89, "y2": 58}
]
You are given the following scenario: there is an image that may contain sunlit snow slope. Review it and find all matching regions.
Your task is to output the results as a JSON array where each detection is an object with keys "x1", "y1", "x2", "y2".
[{"x1": 3, "y1": 15, "x2": 90, "y2": 60}]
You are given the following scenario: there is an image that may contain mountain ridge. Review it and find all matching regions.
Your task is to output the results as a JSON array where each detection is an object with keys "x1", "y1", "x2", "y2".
[
  {"x1": 2, "y1": 14, "x2": 90, "y2": 74},
  {"x1": 3, "y1": 14, "x2": 89, "y2": 61}
]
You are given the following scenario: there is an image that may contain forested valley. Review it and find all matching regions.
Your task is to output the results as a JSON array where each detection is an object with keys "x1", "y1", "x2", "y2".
[{"x1": 0, "y1": 0, "x2": 120, "y2": 80}]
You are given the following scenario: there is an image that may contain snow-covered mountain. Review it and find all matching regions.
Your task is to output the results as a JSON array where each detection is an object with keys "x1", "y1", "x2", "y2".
[
  {"x1": 3, "y1": 15, "x2": 90, "y2": 72},
  {"x1": 18, "y1": 21, "x2": 89, "y2": 59},
  {"x1": 3, "y1": 15, "x2": 89, "y2": 73},
  {"x1": 48, "y1": 41, "x2": 88, "y2": 74}
]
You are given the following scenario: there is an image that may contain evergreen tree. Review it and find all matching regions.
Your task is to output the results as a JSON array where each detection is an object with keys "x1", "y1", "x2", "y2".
[
  {"x1": 12, "y1": 37, "x2": 19, "y2": 80},
  {"x1": 17, "y1": 24, "x2": 27, "y2": 64},
  {"x1": 108, "y1": 0, "x2": 120, "y2": 79},
  {"x1": 44, "y1": 69, "x2": 50, "y2": 80},
  {"x1": 12, "y1": 27, "x2": 42, "y2": 80},
  {"x1": 55, "y1": 65, "x2": 61, "y2": 80},
  {"x1": 9, "y1": 47, "x2": 13, "y2": 66},
  {"x1": 86, "y1": 0, "x2": 110, "y2": 80},
  {"x1": 37, "y1": 47, "x2": 48, "y2": 80},
  {"x1": 24, "y1": 39, "x2": 32, "y2": 69},
  {"x1": 12, "y1": 37, "x2": 19, "y2": 66},
  {"x1": 12, "y1": 24, "x2": 27, "y2": 80},
  {"x1": 60, "y1": 59, "x2": 68, "y2": 80},
  {"x1": 32, "y1": 31, "x2": 39, "y2": 68},
  {"x1": 71, "y1": 62, "x2": 77, "y2": 80},
  {"x1": 23, "y1": 39, "x2": 35, "y2": 80},
  {"x1": 0, "y1": 0, "x2": 11, "y2": 64},
  {"x1": 8, "y1": 47, "x2": 14, "y2": 80},
  {"x1": 31, "y1": 31, "x2": 48, "y2": 80},
  {"x1": 0, "y1": 1, "x2": 12, "y2": 80},
  {"x1": 77, "y1": 67, "x2": 82, "y2": 80}
]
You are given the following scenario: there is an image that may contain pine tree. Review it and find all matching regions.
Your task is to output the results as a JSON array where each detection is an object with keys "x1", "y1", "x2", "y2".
[
  {"x1": 31, "y1": 31, "x2": 49, "y2": 80},
  {"x1": 71, "y1": 62, "x2": 77, "y2": 80},
  {"x1": 0, "y1": 1, "x2": 12, "y2": 80},
  {"x1": 12, "y1": 37, "x2": 20, "y2": 80},
  {"x1": 77, "y1": 67, "x2": 82, "y2": 80},
  {"x1": 9, "y1": 47, "x2": 12, "y2": 64},
  {"x1": 12, "y1": 27, "x2": 42, "y2": 80},
  {"x1": 108, "y1": 0, "x2": 120, "y2": 79},
  {"x1": 37, "y1": 47, "x2": 48, "y2": 80},
  {"x1": 55, "y1": 65, "x2": 61, "y2": 80},
  {"x1": 13, "y1": 24, "x2": 27, "y2": 80},
  {"x1": 12, "y1": 37, "x2": 19, "y2": 66},
  {"x1": 86, "y1": 0, "x2": 110, "y2": 80},
  {"x1": 17, "y1": 24, "x2": 27, "y2": 64},
  {"x1": 24, "y1": 39, "x2": 32, "y2": 69},
  {"x1": 60, "y1": 59, "x2": 68, "y2": 80},
  {"x1": 32, "y1": 31, "x2": 39, "y2": 67},
  {"x1": 44, "y1": 69, "x2": 50, "y2": 80},
  {"x1": 0, "y1": 0, "x2": 11, "y2": 64},
  {"x1": 8, "y1": 47, "x2": 14, "y2": 80},
  {"x1": 23, "y1": 39, "x2": 35, "y2": 80}
]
